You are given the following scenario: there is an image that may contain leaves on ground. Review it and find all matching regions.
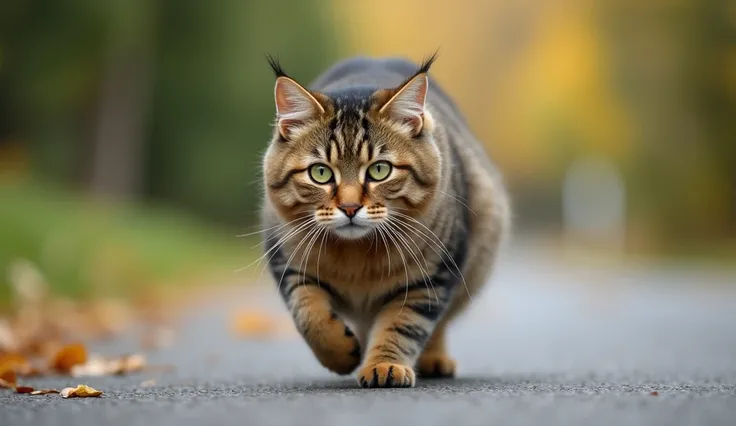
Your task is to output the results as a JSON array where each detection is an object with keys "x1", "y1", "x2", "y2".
[
  {"x1": 0, "y1": 361, "x2": 18, "y2": 385},
  {"x1": 71, "y1": 353, "x2": 147, "y2": 377},
  {"x1": 1, "y1": 258, "x2": 179, "y2": 399},
  {"x1": 60, "y1": 384, "x2": 103, "y2": 398},
  {"x1": 51, "y1": 343, "x2": 88, "y2": 373},
  {"x1": 140, "y1": 379, "x2": 156, "y2": 388},
  {"x1": 15, "y1": 385, "x2": 34, "y2": 394},
  {"x1": 30, "y1": 389, "x2": 60, "y2": 395},
  {"x1": 229, "y1": 309, "x2": 295, "y2": 339}
]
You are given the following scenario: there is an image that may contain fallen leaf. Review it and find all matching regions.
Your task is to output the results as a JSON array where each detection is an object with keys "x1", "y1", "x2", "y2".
[
  {"x1": 0, "y1": 353, "x2": 29, "y2": 378},
  {"x1": 140, "y1": 379, "x2": 156, "y2": 388},
  {"x1": 650, "y1": 391, "x2": 659, "y2": 396},
  {"x1": 51, "y1": 343, "x2": 88, "y2": 373},
  {"x1": 60, "y1": 384, "x2": 103, "y2": 398},
  {"x1": 0, "y1": 378, "x2": 15, "y2": 389},
  {"x1": 0, "y1": 367, "x2": 17, "y2": 386},
  {"x1": 119, "y1": 354, "x2": 146, "y2": 374},
  {"x1": 30, "y1": 389, "x2": 60, "y2": 395},
  {"x1": 230, "y1": 310, "x2": 292, "y2": 339},
  {"x1": 70, "y1": 353, "x2": 147, "y2": 377},
  {"x1": 15, "y1": 386, "x2": 34, "y2": 394},
  {"x1": 70, "y1": 356, "x2": 109, "y2": 377}
]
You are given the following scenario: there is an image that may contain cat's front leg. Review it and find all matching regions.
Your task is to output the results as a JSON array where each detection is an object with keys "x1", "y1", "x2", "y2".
[
  {"x1": 281, "y1": 279, "x2": 361, "y2": 375},
  {"x1": 357, "y1": 286, "x2": 449, "y2": 388}
]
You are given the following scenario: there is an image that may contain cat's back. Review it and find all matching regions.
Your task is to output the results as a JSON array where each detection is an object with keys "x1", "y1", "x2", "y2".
[{"x1": 309, "y1": 57, "x2": 461, "y2": 119}]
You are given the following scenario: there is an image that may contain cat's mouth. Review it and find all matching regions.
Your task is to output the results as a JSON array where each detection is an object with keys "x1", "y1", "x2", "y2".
[
  {"x1": 336, "y1": 222, "x2": 367, "y2": 229},
  {"x1": 332, "y1": 222, "x2": 372, "y2": 240}
]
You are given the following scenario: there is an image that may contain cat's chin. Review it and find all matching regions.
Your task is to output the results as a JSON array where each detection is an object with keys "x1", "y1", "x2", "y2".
[{"x1": 331, "y1": 224, "x2": 373, "y2": 240}]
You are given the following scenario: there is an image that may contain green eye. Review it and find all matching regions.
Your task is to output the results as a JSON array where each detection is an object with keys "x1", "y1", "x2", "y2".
[
  {"x1": 309, "y1": 164, "x2": 334, "y2": 184},
  {"x1": 367, "y1": 161, "x2": 392, "y2": 181}
]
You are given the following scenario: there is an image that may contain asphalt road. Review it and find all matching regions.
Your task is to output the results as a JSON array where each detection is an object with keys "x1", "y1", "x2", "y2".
[{"x1": 2, "y1": 241, "x2": 736, "y2": 426}]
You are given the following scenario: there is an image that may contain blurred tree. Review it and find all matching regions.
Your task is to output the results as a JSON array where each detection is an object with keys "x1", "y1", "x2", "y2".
[
  {"x1": 0, "y1": 0, "x2": 109, "y2": 184},
  {"x1": 598, "y1": 0, "x2": 736, "y2": 248},
  {"x1": 0, "y1": 0, "x2": 339, "y2": 226},
  {"x1": 146, "y1": 0, "x2": 339, "y2": 224}
]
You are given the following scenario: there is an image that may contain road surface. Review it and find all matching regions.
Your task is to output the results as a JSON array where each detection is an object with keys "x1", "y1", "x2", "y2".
[{"x1": 2, "y1": 241, "x2": 735, "y2": 425}]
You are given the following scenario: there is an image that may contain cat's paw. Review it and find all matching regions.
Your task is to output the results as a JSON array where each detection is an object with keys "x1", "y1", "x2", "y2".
[
  {"x1": 357, "y1": 362, "x2": 416, "y2": 388},
  {"x1": 309, "y1": 315, "x2": 361, "y2": 375},
  {"x1": 417, "y1": 352, "x2": 456, "y2": 378}
]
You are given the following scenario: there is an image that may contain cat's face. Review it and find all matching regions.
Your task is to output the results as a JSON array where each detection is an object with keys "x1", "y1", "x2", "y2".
[{"x1": 263, "y1": 69, "x2": 440, "y2": 241}]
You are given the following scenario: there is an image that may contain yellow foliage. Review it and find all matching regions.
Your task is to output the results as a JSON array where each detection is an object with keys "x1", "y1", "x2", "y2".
[{"x1": 331, "y1": 0, "x2": 633, "y2": 180}]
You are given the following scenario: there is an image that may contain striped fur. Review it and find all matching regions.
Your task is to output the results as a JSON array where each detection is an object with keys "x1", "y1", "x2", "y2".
[{"x1": 260, "y1": 54, "x2": 511, "y2": 388}]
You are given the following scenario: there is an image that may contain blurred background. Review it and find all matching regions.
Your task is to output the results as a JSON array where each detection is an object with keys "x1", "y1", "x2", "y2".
[{"x1": 0, "y1": 0, "x2": 734, "y2": 307}]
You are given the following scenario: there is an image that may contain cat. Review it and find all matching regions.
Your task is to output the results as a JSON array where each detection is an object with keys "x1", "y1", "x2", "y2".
[{"x1": 260, "y1": 53, "x2": 510, "y2": 388}]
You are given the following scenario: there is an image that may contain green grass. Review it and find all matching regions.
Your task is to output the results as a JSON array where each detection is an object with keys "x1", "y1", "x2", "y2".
[{"x1": 0, "y1": 181, "x2": 259, "y2": 307}]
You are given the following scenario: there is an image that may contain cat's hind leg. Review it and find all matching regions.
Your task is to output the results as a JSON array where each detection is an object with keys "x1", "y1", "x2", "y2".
[{"x1": 416, "y1": 322, "x2": 456, "y2": 378}]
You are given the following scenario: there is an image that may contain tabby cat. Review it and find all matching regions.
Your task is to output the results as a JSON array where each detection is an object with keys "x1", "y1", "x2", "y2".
[{"x1": 260, "y1": 53, "x2": 510, "y2": 388}]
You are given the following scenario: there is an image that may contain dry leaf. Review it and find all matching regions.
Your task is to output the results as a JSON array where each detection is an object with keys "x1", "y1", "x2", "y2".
[
  {"x1": 51, "y1": 343, "x2": 88, "y2": 372},
  {"x1": 1, "y1": 353, "x2": 28, "y2": 376},
  {"x1": 0, "y1": 378, "x2": 15, "y2": 389},
  {"x1": 119, "y1": 354, "x2": 146, "y2": 374},
  {"x1": 70, "y1": 353, "x2": 147, "y2": 377},
  {"x1": 230, "y1": 310, "x2": 289, "y2": 338},
  {"x1": 650, "y1": 391, "x2": 660, "y2": 396},
  {"x1": 140, "y1": 379, "x2": 156, "y2": 388},
  {"x1": 70, "y1": 355, "x2": 109, "y2": 377},
  {"x1": 15, "y1": 386, "x2": 34, "y2": 394},
  {"x1": 60, "y1": 384, "x2": 103, "y2": 398},
  {"x1": 31, "y1": 389, "x2": 60, "y2": 395},
  {"x1": 0, "y1": 366, "x2": 17, "y2": 386}
]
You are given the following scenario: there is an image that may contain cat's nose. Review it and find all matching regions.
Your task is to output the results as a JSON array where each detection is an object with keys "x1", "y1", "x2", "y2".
[{"x1": 338, "y1": 203, "x2": 362, "y2": 218}]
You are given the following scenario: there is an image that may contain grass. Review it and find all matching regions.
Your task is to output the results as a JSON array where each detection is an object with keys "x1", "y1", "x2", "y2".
[{"x1": 0, "y1": 181, "x2": 260, "y2": 308}]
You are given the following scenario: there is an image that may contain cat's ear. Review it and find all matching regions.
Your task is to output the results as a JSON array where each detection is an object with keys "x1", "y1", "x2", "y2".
[
  {"x1": 379, "y1": 73, "x2": 429, "y2": 136},
  {"x1": 274, "y1": 76, "x2": 325, "y2": 140}
]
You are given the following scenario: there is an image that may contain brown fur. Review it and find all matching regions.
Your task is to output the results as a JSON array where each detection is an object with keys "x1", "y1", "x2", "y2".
[{"x1": 260, "y1": 55, "x2": 510, "y2": 388}]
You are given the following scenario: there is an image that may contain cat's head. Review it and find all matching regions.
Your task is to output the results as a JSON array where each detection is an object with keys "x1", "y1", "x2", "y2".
[{"x1": 262, "y1": 55, "x2": 441, "y2": 241}]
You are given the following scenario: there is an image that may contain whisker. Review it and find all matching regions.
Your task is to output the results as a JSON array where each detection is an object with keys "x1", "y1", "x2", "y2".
[
  {"x1": 391, "y1": 219, "x2": 456, "y2": 279},
  {"x1": 384, "y1": 219, "x2": 438, "y2": 307},
  {"x1": 375, "y1": 225, "x2": 391, "y2": 285},
  {"x1": 248, "y1": 215, "x2": 313, "y2": 248},
  {"x1": 438, "y1": 190, "x2": 477, "y2": 216},
  {"x1": 378, "y1": 222, "x2": 410, "y2": 316},
  {"x1": 315, "y1": 227, "x2": 329, "y2": 286},
  {"x1": 297, "y1": 225, "x2": 325, "y2": 289},
  {"x1": 237, "y1": 213, "x2": 312, "y2": 238},
  {"x1": 256, "y1": 219, "x2": 316, "y2": 280},
  {"x1": 275, "y1": 225, "x2": 321, "y2": 295},
  {"x1": 390, "y1": 211, "x2": 473, "y2": 304},
  {"x1": 239, "y1": 217, "x2": 315, "y2": 274}
]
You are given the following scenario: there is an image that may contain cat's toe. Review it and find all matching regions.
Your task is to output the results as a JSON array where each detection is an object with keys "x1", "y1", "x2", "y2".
[
  {"x1": 417, "y1": 353, "x2": 456, "y2": 378},
  {"x1": 357, "y1": 362, "x2": 415, "y2": 388}
]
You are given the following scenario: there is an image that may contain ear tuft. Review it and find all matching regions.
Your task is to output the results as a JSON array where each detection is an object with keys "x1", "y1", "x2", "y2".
[
  {"x1": 378, "y1": 52, "x2": 438, "y2": 136},
  {"x1": 273, "y1": 77, "x2": 325, "y2": 140},
  {"x1": 266, "y1": 54, "x2": 289, "y2": 78},
  {"x1": 416, "y1": 50, "x2": 439, "y2": 75}
]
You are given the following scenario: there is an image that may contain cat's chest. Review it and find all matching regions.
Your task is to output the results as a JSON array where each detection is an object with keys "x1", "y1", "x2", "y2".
[{"x1": 289, "y1": 238, "x2": 425, "y2": 302}]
